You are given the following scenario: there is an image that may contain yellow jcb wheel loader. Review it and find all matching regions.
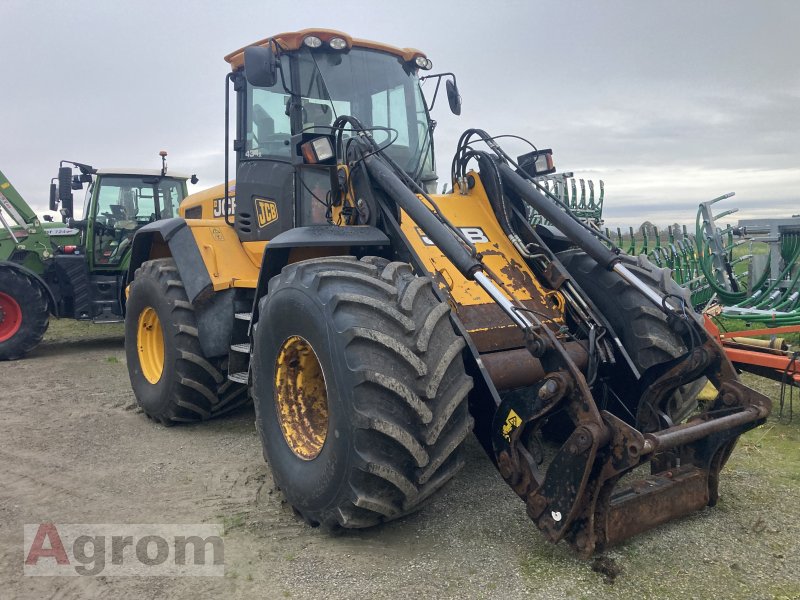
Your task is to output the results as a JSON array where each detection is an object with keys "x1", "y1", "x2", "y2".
[{"x1": 124, "y1": 29, "x2": 770, "y2": 555}]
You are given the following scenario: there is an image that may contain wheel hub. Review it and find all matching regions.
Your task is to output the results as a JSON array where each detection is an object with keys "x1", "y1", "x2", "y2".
[
  {"x1": 137, "y1": 307, "x2": 165, "y2": 384},
  {"x1": 274, "y1": 335, "x2": 329, "y2": 460},
  {"x1": 0, "y1": 291, "x2": 22, "y2": 343}
]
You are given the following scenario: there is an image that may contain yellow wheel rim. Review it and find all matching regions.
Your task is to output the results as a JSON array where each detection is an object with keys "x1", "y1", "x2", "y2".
[
  {"x1": 137, "y1": 307, "x2": 165, "y2": 384},
  {"x1": 274, "y1": 335, "x2": 329, "y2": 460}
]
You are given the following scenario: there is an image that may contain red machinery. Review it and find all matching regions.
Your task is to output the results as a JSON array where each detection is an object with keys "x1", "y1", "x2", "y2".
[{"x1": 705, "y1": 314, "x2": 799, "y2": 419}]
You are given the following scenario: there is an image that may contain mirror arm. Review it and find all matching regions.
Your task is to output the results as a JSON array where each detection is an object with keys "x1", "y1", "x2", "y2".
[
  {"x1": 224, "y1": 72, "x2": 235, "y2": 227},
  {"x1": 419, "y1": 72, "x2": 458, "y2": 113}
]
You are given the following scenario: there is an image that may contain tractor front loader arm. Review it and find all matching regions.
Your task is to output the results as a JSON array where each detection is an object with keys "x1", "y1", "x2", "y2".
[
  {"x1": 490, "y1": 159, "x2": 771, "y2": 554},
  {"x1": 360, "y1": 142, "x2": 545, "y2": 339},
  {"x1": 348, "y1": 130, "x2": 770, "y2": 556}
]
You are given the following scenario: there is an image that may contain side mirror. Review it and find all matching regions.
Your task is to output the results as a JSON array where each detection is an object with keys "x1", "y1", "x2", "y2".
[
  {"x1": 190, "y1": 174, "x2": 199, "y2": 185},
  {"x1": 446, "y1": 79, "x2": 461, "y2": 116},
  {"x1": 58, "y1": 166, "x2": 74, "y2": 219},
  {"x1": 244, "y1": 45, "x2": 277, "y2": 88},
  {"x1": 49, "y1": 182, "x2": 58, "y2": 211}
]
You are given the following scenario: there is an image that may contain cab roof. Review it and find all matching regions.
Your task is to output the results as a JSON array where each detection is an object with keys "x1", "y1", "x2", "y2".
[
  {"x1": 224, "y1": 28, "x2": 426, "y2": 70},
  {"x1": 95, "y1": 168, "x2": 190, "y2": 180}
]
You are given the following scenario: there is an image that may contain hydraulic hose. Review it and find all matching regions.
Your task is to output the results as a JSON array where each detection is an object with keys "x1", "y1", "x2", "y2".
[
  {"x1": 496, "y1": 162, "x2": 620, "y2": 271},
  {"x1": 362, "y1": 152, "x2": 483, "y2": 278}
]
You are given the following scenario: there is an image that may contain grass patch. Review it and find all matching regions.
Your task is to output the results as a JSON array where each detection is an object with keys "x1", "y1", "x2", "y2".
[{"x1": 220, "y1": 512, "x2": 248, "y2": 533}]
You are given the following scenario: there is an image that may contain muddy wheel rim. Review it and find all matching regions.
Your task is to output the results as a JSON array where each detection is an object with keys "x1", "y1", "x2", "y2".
[
  {"x1": 274, "y1": 335, "x2": 329, "y2": 460},
  {"x1": 137, "y1": 307, "x2": 165, "y2": 384}
]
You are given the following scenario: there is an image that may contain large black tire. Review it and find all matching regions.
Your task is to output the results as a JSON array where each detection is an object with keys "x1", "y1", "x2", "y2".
[
  {"x1": 125, "y1": 258, "x2": 247, "y2": 424},
  {"x1": 557, "y1": 250, "x2": 703, "y2": 429},
  {"x1": 0, "y1": 267, "x2": 49, "y2": 360},
  {"x1": 252, "y1": 256, "x2": 474, "y2": 528}
]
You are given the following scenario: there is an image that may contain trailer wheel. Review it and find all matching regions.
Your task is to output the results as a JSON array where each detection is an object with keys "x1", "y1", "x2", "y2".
[
  {"x1": 557, "y1": 250, "x2": 703, "y2": 430},
  {"x1": 0, "y1": 268, "x2": 49, "y2": 360},
  {"x1": 125, "y1": 258, "x2": 247, "y2": 424},
  {"x1": 252, "y1": 256, "x2": 474, "y2": 528}
]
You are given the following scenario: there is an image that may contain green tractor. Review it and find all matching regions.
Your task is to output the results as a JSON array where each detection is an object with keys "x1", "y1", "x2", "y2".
[{"x1": 0, "y1": 154, "x2": 193, "y2": 359}]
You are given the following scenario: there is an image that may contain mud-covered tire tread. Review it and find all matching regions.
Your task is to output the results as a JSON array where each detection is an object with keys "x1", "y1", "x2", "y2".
[
  {"x1": 0, "y1": 268, "x2": 50, "y2": 361},
  {"x1": 557, "y1": 250, "x2": 702, "y2": 425},
  {"x1": 252, "y1": 256, "x2": 474, "y2": 529},
  {"x1": 125, "y1": 258, "x2": 247, "y2": 424}
]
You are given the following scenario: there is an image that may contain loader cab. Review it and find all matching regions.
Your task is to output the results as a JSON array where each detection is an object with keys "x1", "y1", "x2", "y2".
[{"x1": 229, "y1": 30, "x2": 438, "y2": 243}]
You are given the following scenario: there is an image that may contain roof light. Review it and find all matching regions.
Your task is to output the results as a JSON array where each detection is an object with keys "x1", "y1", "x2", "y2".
[
  {"x1": 415, "y1": 56, "x2": 433, "y2": 70},
  {"x1": 303, "y1": 35, "x2": 323, "y2": 48},
  {"x1": 329, "y1": 37, "x2": 347, "y2": 50}
]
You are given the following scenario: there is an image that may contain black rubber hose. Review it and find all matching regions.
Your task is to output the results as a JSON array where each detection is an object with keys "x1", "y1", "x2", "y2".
[
  {"x1": 497, "y1": 162, "x2": 620, "y2": 270},
  {"x1": 475, "y1": 152, "x2": 516, "y2": 239}
]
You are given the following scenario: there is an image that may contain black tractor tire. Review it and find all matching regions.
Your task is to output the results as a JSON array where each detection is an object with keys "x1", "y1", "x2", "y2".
[
  {"x1": 0, "y1": 268, "x2": 49, "y2": 361},
  {"x1": 125, "y1": 258, "x2": 248, "y2": 425},
  {"x1": 252, "y1": 256, "x2": 474, "y2": 528},
  {"x1": 556, "y1": 250, "x2": 704, "y2": 429}
]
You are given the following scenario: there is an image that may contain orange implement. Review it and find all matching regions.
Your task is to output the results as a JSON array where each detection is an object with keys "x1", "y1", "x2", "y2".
[{"x1": 704, "y1": 316, "x2": 800, "y2": 384}]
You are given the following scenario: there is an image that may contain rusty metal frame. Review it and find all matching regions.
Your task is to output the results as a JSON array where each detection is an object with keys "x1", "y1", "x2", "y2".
[{"x1": 491, "y1": 335, "x2": 770, "y2": 556}]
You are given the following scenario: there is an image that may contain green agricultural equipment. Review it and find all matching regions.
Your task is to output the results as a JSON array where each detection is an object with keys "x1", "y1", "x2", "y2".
[
  {"x1": 696, "y1": 199, "x2": 800, "y2": 326},
  {"x1": 604, "y1": 192, "x2": 800, "y2": 322},
  {"x1": 0, "y1": 156, "x2": 192, "y2": 359},
  {"x1": 530, "y1": 172, "x2": 605, "y2": 226},
  {"x1": 599, "y1": 195, "x2": 742, "y2": 309}
]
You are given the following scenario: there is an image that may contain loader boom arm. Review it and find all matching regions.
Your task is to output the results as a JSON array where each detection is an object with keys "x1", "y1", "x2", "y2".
[{"x1": 0, "y1": 169, "x2": 39, "y2": 227}]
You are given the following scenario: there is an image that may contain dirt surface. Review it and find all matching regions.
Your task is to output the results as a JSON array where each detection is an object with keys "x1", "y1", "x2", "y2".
[{"x1": 1, "y1": 320, "x2": 798, "y2": 599}]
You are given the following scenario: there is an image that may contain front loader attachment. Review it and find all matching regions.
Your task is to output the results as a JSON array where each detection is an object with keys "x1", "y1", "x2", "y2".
[
  {"x1": 346, "y1": 126, "x2": 771, "y2": 556},
  {"x1": 492, "y1": 336, "x2": 770, "y2": 556}
]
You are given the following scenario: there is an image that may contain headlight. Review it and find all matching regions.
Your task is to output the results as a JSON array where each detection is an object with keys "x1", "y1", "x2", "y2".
[
  {"x1": 415, "y1": 56, "x2": 433, "y2": 70},
  {"x1": 329, "y1": 37, "x2": 347, "y2": 50},
  {"x1": 303, "y1": 35, "x2": 323, "y2": 48}
]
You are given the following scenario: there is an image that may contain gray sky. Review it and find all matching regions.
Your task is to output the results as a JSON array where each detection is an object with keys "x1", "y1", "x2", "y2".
[{"x1": 1, "y1": 0, "x2": 798, "y2": 228}]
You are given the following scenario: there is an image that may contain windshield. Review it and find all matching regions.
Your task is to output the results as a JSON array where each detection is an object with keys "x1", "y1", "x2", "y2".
[
  {"x1": 91, "y1": 176, "x2": 186, "y2": 265},
  {"x1": 95, "y1": 176, "x2": 186, "y2": 224},
  {"x1": 246, "y1": 47, "x2": 434, "y2": 178}
]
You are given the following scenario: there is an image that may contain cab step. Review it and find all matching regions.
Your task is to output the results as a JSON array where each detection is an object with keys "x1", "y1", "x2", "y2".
[{"x1": 228, "y1": 371, "x2": 248, "y2": 384}]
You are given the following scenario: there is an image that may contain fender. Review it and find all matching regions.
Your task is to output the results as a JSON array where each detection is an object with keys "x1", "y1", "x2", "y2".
[
  {"x1": 252, "y1": 225, "x2": 390, "y2": 320},
  {"x1": 0, "y1": 260, "x2": 58, "y2": 315},
  {"x1": 128, "y1": 218, "x2": 213, "y2": 304}
]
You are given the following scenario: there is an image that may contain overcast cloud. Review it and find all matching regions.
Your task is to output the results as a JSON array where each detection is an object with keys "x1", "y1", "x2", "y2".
[{"x1": 1, "y1": 0, "x2": 797, "y2": 228}]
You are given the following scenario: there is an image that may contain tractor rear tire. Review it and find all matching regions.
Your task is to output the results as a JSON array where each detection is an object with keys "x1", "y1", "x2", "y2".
[
  {"x1": 556, "y1": 250, "x2": 703, "y2": 430},
  {"x1": 0, "y1": 268, "x2": 49, "y2": 361},
  {"x1": 125, "y1": 258, "x2": 247, "y2": 425},
  {"x1": 252, "y1": 256, "x2": 474, "y2": 528}
]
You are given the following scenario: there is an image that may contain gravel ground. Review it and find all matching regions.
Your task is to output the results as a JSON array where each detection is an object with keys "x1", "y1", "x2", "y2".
[{"x1": 0, "y1": 320, "x2": 798, "y2": 599}]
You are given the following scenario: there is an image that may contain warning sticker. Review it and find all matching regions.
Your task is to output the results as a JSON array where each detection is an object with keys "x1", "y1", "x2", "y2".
[{"x1": 501, "y1": 408, "x2": 522, "y2": 442}]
